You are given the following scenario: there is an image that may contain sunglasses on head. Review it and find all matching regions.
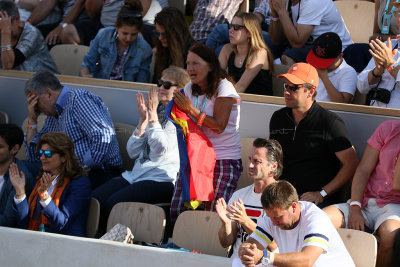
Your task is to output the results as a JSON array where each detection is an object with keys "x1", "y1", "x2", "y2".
[
  {"x1": 38, "y1": 149, "x2": 57, "y2": 158},
  {"x1": 153, "y1": 30, "x2": 166, "y2": 39},
  {"x1": 227, "y1": 23, "x2": 245, "y2": 31},
  {"x1": 283, "y1": 82, "x2": 302, "y2": 92},
  {"x1": 157, "y1": 79, "x2": 178, "y2": 89}
]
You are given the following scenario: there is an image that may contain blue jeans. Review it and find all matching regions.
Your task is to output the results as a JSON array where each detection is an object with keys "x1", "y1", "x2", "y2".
[{"x1": 205, "y1": 23, "x2": 285, "y2": 59}]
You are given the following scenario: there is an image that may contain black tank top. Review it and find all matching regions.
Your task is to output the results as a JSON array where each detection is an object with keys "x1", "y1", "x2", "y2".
[{"x1": 227, "y1": 52, "x2": 273, "y2": 95}]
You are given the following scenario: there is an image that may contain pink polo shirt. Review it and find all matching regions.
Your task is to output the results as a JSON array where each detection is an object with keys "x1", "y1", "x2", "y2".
[{"x1": 363, "y1": 120, "x2": 400, "y2": 207}]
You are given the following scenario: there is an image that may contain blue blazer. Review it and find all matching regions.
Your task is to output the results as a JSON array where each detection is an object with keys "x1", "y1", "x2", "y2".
[
  {"x1": 13, "y1": 176, "x2": 91, "y2": 237},
  {"x1": 0, "y1": 158, "x2": 32, "y2": 227}
]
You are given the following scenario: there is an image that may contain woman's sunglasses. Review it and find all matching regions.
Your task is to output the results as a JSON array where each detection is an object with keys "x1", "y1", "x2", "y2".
[
  {"x1": 38, "y1": 149, "x2": 58, "y2": 158},
  {"x1": 283, "y1": 82, "x2": 302, "y2": 92},
  {"x1": 227, "y1": 23, "x2": 245, "y2": 31},
  {"x1": 157, "y1": 79, "x2": 178, "y2": 90},
  {"x1": 153, "y1": 30, "x2": 167, "y2": 39}
]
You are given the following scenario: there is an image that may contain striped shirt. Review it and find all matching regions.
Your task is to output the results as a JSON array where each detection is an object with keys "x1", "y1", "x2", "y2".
[
  {"x1": 27, "y1": 86, "x2": 122, "y2": 169},
  {"x1": 250, "y1": 201, "x2": 354, "y2": 266}
]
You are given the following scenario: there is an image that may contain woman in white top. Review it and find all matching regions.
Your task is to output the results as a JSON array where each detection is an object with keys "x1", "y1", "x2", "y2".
[
  {"x1": 172, "y1": 43, "x2": 242, "y2": 221},
  {"x1": 92, "y1": 66, "x2": 189, "y2": 234}
]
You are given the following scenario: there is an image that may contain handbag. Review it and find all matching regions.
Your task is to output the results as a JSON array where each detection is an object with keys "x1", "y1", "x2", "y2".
[{"x1": 100, "y1": 223, "x2": 134, "y2": 244}]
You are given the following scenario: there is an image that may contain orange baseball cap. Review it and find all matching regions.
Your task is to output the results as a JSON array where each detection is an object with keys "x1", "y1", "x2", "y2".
[{"x1": 277, "y1": 63, "x2": 319, "y2": 87}]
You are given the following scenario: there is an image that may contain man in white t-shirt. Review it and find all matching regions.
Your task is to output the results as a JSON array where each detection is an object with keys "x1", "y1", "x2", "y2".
[
  {"x1": 238, "y1": 181, "x2": 355, "y2": 267},
  {"x1": 306, "y1": 32, "x2": 356, "y2": 103},
  {"x1": 216, "y1": 138, "x2": 283, "y2": 260},
  {"x1": 269, "y1": 0, "x2": 352, "y2": 66}
]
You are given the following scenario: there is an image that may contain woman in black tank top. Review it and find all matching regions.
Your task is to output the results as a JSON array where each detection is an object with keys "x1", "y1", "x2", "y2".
[{"x1": 218, "y1": 12, "x2": 274, "y2": 95}]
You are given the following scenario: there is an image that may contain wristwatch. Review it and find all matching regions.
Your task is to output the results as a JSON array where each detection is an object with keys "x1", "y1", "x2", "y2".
[
  {"x1": 60, "y1": 22, "x2": 68, "y2": 29},
  {"x1": 261, "y1": 251, "x2": 271, "y2": 266},
  {"x1": 319, "y1": 189, "x2": 328, "y2": 198}
]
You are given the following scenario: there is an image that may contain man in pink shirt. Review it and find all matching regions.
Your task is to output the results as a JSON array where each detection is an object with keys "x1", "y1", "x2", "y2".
[{"x1": 324, "y1": 120, "x2": 400, "y2": 267}]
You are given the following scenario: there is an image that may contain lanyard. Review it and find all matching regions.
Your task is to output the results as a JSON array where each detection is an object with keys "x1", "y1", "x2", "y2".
[
  {"x1": 381, "y1": 0, "x2": 396, "y2": 34},
  {"x1": 194, "y1": 94, "x2": 208, "y2": 113}
]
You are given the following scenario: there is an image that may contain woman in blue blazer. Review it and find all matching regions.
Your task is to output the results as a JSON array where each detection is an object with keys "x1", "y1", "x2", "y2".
[{"x1": 10, "y1": 132, "x2": 91, "y2": 237}]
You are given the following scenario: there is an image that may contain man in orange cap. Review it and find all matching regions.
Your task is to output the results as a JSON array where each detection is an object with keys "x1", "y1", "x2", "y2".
[{"x1": 269, "y1": 63, "x2": 358, "y2": 207}]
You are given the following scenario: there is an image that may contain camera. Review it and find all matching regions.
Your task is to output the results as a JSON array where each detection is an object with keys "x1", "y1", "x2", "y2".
[{"x1": 369, "y1": 88, "x2": 391, "y2": 104}]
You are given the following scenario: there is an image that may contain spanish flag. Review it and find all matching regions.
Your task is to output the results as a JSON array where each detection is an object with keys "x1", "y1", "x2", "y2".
[{"x1": 165, "y1": 92, "x2": 216, "y2": 208}]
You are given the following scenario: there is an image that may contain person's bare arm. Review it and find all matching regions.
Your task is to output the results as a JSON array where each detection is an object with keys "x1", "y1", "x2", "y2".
[
  {"x1": 85, "y1": 0, "x2": 102, "y2": 19},
  {"x1": 235, "y1": 49, "x2": 269, "y2": 93},
  {"x1": 347, "y1": 144, "x2": 379, "y2": 231},
  {"x1": 218, "y1": 44, "x2": 231, "y2": 71},
  {"x1": 140, "y1": 0, "x2": 151, "y2": 17},
  {"x1": 18, "y1": 0, "x2": 40, "y2": 11},
  {"x1": 27, "y1": 0, "x2": 58, "y2": 25},
  {"x1": 317, "y1": 68, "x2": 353, "y2": 103},
  {"x1": 301, "y1": 147, "x2": 358, "y2": 205},
  {"x1": 0, "y1": 12, "x2": 14, "y2": 69},
  {"x1": 216, "y1": 198, "x2": 238, "y2": 248},
  {"x1": 173, "y1": 92, "x2": 235, "y2": 134},
  {"x1": 268, "y1": 0, "x2": 286, "y2": 45},
  {"x1": 393, "y1": 153, "x2": 400, "y2": 191}
]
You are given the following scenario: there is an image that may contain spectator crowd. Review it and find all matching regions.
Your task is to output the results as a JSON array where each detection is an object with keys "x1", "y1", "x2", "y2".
[{"x1": 1, "y1": 0, "x2": 400, "y2": 266}]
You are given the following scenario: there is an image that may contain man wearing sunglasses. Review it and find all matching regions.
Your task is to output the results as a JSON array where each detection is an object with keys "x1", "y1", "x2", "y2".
[
  {"x1": 24, "y1": 70, "x2": 122, "y2": 189},
  {"x1": 269, "y1": 63, "x2": 358, "y2": 207}
]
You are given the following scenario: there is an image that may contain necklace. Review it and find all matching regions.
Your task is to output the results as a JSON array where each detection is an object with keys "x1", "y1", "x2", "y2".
[{"x1": 239, "y1": 57, "x2": 243, "y2": 65}]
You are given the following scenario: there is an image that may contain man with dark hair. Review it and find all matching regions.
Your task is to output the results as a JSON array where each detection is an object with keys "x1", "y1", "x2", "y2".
[
  {"x1": 24, "y1": 70, "x2": 122, "y2": 189},
  {"x1": 238, "y1": 180, "x2": 354, "y2": 267},
  {"x1": 216, "y1": 138, "x2": 283, "y2": 261},
  {"x1": 269, "y1": 62, "x2": 358, "y2": 207},
  {"x1": 0, "y1": 0, "x2": 57, "y2": 72},
  {"x1": 0, "y1": 124, "x2": 32, "y2": 227}
]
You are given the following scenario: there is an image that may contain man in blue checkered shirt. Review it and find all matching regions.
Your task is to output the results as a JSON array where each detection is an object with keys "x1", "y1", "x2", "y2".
[{"x1": 24, "y1": 71, "x2": 122, "y2": 189}]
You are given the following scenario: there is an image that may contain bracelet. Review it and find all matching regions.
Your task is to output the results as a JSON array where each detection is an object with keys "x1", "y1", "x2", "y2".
[
  {"x1": 387, "y1": 63, "x2": 398, "y2": 72},
  {"x1": 1, "y1": 44, "x2": 12, "y2": 52},
  {"x1": 39, "y1": 190, "x2": 49, "y2": 200},
  {"x1": 197, "y1": 112, "x2": 206, "y2": 126},
  {"x1": 350, "y1": 201, "x2": 362, "y2": 208},
  {"x1": 26, "y1": 20, "x2": 31, "y2": 25},
  {"x1": 371, "y1": 68, "x2": 382, "y2": 78},
  {"x1": 134, "y1": 128, "x2": 145, "y2": 135},
  {"x1": 27, "y1": 123, "x2": 37, "y2": 129},
  {"x1": 270, "y1": 16, "x2": 279, "y2": 22}
]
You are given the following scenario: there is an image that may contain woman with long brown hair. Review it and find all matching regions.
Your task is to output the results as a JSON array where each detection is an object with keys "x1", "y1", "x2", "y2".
[
  {"x1": 171, "y1": 43, "x2": 242, "y2": 222},
  {"x1": 153, "y1": 7, "x2": 195, "y2": 82},
  {"x1": 9, "y1": 132, "x2": 91, "y2": 237}
]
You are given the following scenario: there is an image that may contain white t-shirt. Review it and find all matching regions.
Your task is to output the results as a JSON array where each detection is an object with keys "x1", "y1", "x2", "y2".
[
  {"x1": 228, "y1": 184, "x2": 265, "y2": 259},
  {"x1": 316, "y1": 59, "x2": 357, "y2": 102},
  {"x1": 250, "y1": 201, "x2": 355, "y2": 267},
  {"x1": 183, "y1": 79, "x2": 241, "y2": 160},
  {"x1": 290, "y1": 0, "x2": 353, "y2": 48}
]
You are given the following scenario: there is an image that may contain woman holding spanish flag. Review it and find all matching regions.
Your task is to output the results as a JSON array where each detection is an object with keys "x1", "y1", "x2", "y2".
[
  {"x1": 9, "y1": 132, "x2": 91, "y2": 237},
  {"x1": 171, "y1": 43, "x2": 242, "y2": 222}
]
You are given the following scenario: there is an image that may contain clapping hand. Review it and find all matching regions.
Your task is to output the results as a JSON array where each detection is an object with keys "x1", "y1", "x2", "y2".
[
  {"x1": 147, "y1": 87, "x2": 159, "y2": 115},
  {"x1": 369, "y1": 38, "x2": 397, "y2": 70},
  {"x1": 9, "y1": 163, "x2": 26, "y2": 197},
  {"x1": 173, "y1": 91, "x2": 193, "y2": 114},
  {"x1": 0, "y1": 11, "x2": 12, "y2": 35},
  {"x1": 228, "y1": 198, "x2": 248, "y2": 225},
  {"x1": 216, "y1": 198, "x2": 231, "y2": 225},
  {"x1": 136, "y1": 93, "x2": 148, "y2": 122},
  {"x1": 37, "y1": 172, "x2": 56, "y2": 195}
]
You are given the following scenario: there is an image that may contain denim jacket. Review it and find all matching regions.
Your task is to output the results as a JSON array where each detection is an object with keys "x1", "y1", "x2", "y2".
[{"x1": 81, "y1": 27, "x2": 152, "y2": 82}]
